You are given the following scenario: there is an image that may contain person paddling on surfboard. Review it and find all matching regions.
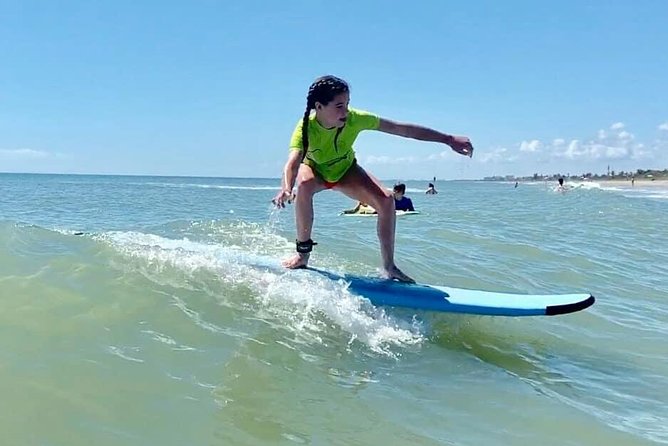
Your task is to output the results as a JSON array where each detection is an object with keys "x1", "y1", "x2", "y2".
[
  {"x1": 392, "y1": 183, "x2": 415, "y2": 211},
  {"x1": 272, "y1": 75, "x2": 474, "y2": 283}
]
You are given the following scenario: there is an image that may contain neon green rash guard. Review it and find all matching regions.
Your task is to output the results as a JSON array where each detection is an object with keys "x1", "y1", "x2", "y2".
[{"x1": 289, "y1": 108, "x2": 380, "y2": 183}]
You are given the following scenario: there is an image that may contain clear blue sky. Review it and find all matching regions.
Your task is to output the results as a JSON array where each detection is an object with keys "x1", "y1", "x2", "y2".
[{"x1": 2, "y1": 0, "x2": 667, "y2": 179}]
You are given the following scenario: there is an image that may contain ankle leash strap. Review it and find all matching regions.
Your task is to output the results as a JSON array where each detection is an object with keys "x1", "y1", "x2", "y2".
[{"x1": 296, "y1": 239, "x2": 317, "y2": 253}]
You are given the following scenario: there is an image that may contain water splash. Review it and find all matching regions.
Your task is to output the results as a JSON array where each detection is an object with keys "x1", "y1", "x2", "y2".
[{"x1": 93, "y1": 227, "x2": 425, "y2": 356}]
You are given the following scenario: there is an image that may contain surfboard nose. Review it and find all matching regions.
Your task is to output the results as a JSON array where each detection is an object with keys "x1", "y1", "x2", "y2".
[{"x1": 546, "y1": 295, "x2": 595, "y2": 316}]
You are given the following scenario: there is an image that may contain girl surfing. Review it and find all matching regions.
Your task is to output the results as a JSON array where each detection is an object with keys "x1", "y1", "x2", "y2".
[{"x1": 273, "y1": 75, "x2": 473, "y2": 283}]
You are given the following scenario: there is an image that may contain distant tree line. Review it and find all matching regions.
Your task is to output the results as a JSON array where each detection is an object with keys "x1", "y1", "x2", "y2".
[{"x1": 483, "y1": 168, "x2": 668, "y2": 182}]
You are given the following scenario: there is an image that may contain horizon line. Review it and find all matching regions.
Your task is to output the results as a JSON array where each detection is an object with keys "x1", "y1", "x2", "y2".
[{"x1": 0, "y1": 171, "x2": 483, "y2": 182}]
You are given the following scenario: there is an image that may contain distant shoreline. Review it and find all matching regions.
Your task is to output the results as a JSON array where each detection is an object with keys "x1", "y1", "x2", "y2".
[
  {"x1": 510, "y1": 178, "x2": 668, "y2": 189},
  {"x1": 496, "y1": 177, "x2": 668, "y2": 186},
  {"x1": 594, "y1": 179, "x2": 668, "y2": 189}
]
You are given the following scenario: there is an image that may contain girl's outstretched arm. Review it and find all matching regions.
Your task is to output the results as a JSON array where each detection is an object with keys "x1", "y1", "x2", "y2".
[{"x1": 378, "y1": 118, "x2": 474, "y2": 157}]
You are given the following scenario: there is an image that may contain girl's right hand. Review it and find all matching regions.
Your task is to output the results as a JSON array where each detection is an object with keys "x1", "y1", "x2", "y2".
[{"x1": 272, "y1": 189, "x2": 294, "y2": 208}]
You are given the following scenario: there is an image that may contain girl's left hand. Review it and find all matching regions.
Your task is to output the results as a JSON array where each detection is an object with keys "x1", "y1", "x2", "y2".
[{"x1": 272, "y1": 189, "x2": 295, "y2": 208}]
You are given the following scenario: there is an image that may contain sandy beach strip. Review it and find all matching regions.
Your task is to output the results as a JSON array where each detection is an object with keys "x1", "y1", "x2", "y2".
[{"x1": 596, "y1": 179, "x2": 668, "y2": 189}]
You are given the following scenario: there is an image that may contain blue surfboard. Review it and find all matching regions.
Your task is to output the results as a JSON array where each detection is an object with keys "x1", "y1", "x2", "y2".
[{"x1": 305, "y1": 269, "x2": 595, "y2": 316}]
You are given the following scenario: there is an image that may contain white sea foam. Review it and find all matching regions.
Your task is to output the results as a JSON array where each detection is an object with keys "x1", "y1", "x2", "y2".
[{"x1": 94, "y1": 230, "x2": 424, "y2": 355}]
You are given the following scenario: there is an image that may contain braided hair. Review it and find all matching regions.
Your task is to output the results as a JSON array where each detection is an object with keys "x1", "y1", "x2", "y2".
[{"x1": 301, "y1": 75, "x2": 350, "y2": 155}]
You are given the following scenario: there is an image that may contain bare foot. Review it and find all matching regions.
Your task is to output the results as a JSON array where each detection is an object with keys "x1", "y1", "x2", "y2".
[
  {"x1": 383, "y1": 265, "x2": 415, "y2": 284},
  {"x1": 282, "y1": 252, "x2": 309, "y2": 269}
]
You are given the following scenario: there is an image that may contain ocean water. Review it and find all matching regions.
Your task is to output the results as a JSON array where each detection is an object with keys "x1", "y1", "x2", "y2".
[{"x1": 1, "y1": 173, "x2": 667, "y2": 446}]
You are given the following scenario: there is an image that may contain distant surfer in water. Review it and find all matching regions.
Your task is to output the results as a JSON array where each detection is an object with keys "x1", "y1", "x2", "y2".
[
  {"x1": 342, "y1": 201, "x2": 377, "y2": 215},
  {"x1": 557, "y1": 177, "x2": 566, "y2": 192},
  {"x1": 272, "y1": 75, "x2": 474, "y2": 283},
  {"x1": 425, "y1": 182, "x2": 438, "y2": 194}
]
